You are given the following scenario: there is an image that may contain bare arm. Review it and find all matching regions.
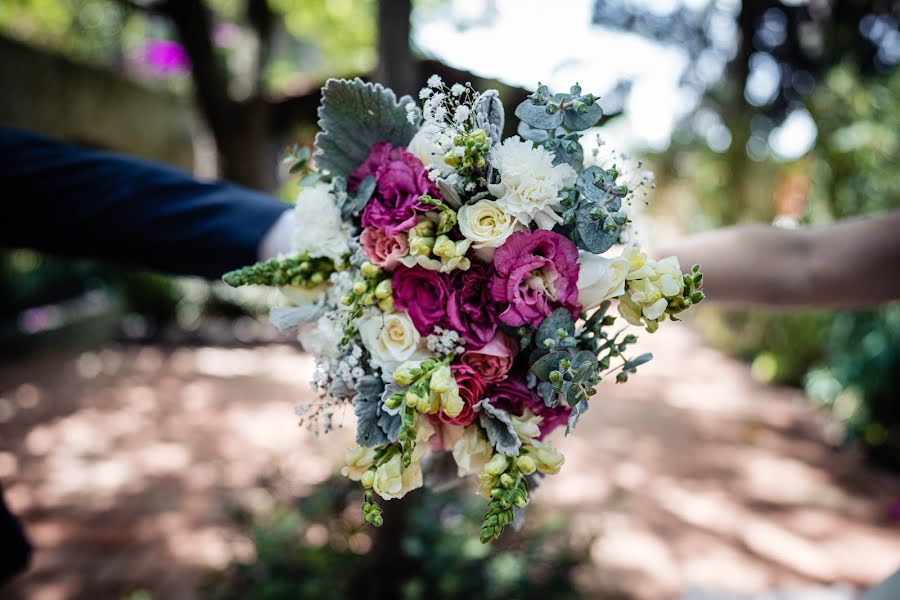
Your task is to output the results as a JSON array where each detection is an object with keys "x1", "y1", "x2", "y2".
[{"x1": 655, "y1": 210, "x2": 900, "y2": 309}]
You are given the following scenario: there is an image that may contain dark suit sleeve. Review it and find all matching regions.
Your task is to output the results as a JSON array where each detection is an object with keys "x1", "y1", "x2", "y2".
[{"x1": 0, "y1": 128, "x2": 290, "y2": 279}]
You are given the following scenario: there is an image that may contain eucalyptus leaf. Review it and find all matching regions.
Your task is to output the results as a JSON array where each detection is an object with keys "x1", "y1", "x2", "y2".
[
  {"x1": 515, "y1": 98, "x2": 564, "y2": 130},
  {"x1": 563, "y1": 102, "x2": 603, "y2": 131},
  {"x1": 576, "y1": 166, "x2": 627, "y2": 205},
  {"x1": 575, "y1": 202, "x2": 619, "y2": 254},
  {"x1": 517, "y1": 122, "x2": 550, "y2": 143},
  {"x1": 530, "y1": 351, "x2": 568, "y2": 381},
  {"x1": 549, "y1": 137, "x2": 584, "y2": 170},
  {"x1": 314, "y1": 78, "x2": 420, "y2": 177},
  {"x1": 623, "y1": 353, "x2": 654, "y2": 371},
  {"x1": 536, "y1": 308, "x2": 575, "y2": 349},
  {"x1": 477, "y1": 400, "x2": 521, "y2": 456}
]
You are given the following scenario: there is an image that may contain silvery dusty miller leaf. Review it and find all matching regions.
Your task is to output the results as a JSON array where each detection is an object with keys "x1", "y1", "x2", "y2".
[
  {"x1": 314, "y1": 78, "x2": 420, "y2": 178},
  {"x1": 354, "y1": 375, "x2": 388, "y2": 447},
  {"x1": 269, "y1": 305, "x2": 325, "y2": 332},
  {"x1": 566, "y1": 398, "x2": 589, "y2": 435},
  {"x1": 477, "y1": 400, "x2": 521, "y2": 456}
]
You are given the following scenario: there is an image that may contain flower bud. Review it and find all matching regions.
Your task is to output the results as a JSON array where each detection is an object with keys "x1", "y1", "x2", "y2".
[
  {"x1": 409, "y1": 236, "x2": 435, "y2": 256},
  {"x1": 500, "y1": 473, "x2": 515, "y2": 488},
  {"x1": 512, "y1": 493, "x2": 527, "y2": 508},
  {"x1": 340, "y1": 294, "x2": 354, "y2": 306},
  {"x1": 375, "y1": 279, "x2": 392, "y2": 299},
  {"x1": 405, "y1": 390, "x2": 422, "y2": 407},
  {"x1": 412, "y1": 220, "x2": 435, "y2": 238},
  {"x1": 310, "y1": 272, "x2": 324, "y2": 285},
  {"x1": 484, "y1": 454, "x2": 508, "y2": 476},
  {"x1": 516, "y1": 455, "x2": 537, "y2": 475},
  {"x1": 361, "y1": 470, "x2": 375, "y2": 489},
  {"x1": 362, "y1": 291, "x2": 375, "y2": 306},
  {"x1": 360, "y1": 261, "x2": 381, "y2": 278},
  {"x1": 377, "y1": 297, "x2": 395, "y2": 312},
  {"x1": 371, "y1": 514, "x2": 384, "y2": 527},
  {"x1": 432, "y1": 235, "x2": 457, "y2": 258},
  {"x1": 385, "y1": 393, "x2": 403, "y2": 410},
  {"x1": 352, "y1": 281, "x2": 368, "y2": 295},
  {"x1": 392, "y1": 361, "x2": 420, "y2": 385},
  {"x1": 441, "y1": 388, "x2": 464, "y2": 418}
]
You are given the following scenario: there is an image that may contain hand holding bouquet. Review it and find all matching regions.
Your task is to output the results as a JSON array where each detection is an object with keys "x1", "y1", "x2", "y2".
[{"x1": 225, "y1": 75, "x2": 704, "y2": 542}]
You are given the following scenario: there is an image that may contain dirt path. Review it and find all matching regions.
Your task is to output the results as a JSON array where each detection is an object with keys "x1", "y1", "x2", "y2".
[{"x1": 0, "y1": 327, "x2": 898, "y2": 599}]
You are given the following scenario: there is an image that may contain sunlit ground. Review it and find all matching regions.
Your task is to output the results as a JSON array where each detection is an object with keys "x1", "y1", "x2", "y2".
[{"x1": 1, "y1": 326, "x2": 899, "y2": 599}]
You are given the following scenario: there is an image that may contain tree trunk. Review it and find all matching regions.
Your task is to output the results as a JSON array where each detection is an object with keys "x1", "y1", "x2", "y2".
[{"x1": 375, "y1": 0, "x2": 417, "y2": 97}]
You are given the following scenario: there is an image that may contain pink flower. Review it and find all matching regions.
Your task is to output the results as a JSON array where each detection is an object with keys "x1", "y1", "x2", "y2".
[
  {"x1": 460, "y1": 332, "x2": 518, "y2": 383},
  {"x1": 349, "y1": 142, "x2": 437, "y2": 235},
  {"x1": 489, "y1": 230, "x2": 581, "y2": 328},
  {"x1": 434, "y1": 365, "x2": 486, "y2": 427},
  {"x1": 392, "y1": 266, "x2": 450, "y2": 335},
  {"x1": 488, "y1": 378, "x2": 570, "y2": 439},
  {"x1": 447, "y1": 263, "x2": 500, "y2": 348},
  {"x1": 360, "y1": 227, "x2": 409, "y2": 270}
]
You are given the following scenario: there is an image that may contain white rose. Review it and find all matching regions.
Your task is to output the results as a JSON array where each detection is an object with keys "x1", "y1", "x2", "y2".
[
  {"x1": 577, "y1": 251, "x2": 629, "y2": 310},
  {"x1": 487, "y1": 136, "x2": 576, "y2": 229},
  {"x1": 407, "y1": 124, "x2": 453, "y2": 177},
  {"x1": 291, "y1": 182, "x2": 350, "y2": 262},
  {"x1": 457, "y1": 199, "x2": 520, "y2": 261},
  {"x1": 358, "y1": 310, "x2": 427, "y2": 376}
]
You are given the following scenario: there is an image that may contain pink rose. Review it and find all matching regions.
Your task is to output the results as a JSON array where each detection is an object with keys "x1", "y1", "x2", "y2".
[
  {"x1": 434, "y1": 364, "x2": 486, "y2": 427},
  {"x1": 489, "y1": 230, "x2": 581, "y2": 328},
  {"x1": 360, "y1": 227, "x2": 409, "y2": 270},
  {"x1": 460, "y1": 332, "x2": 518, "y2": 383},
  {"x1": 349, "y1": 142, "x2": 437, "y2": 235}
]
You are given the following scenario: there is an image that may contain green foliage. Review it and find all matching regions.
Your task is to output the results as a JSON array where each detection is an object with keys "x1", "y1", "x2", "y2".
[
  {"x1": 222, "y1": 254, "x2": 337, "y2": 288},
  {"x1": 205, "y1": 476, "x2": 590, "y2": 600},
  {"x1": 314, "y1": 77, "x2": 420, "y2": 177}
]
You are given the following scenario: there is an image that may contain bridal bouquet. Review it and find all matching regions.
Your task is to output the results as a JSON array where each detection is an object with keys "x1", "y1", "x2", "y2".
[{"x1": 225, "y1": 75, "x2": 703, "y2": 542}]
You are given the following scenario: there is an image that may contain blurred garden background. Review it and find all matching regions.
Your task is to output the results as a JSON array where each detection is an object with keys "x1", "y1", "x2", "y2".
[{"x1": 0, "y1": 0, "x2": 899, "y2": 598}]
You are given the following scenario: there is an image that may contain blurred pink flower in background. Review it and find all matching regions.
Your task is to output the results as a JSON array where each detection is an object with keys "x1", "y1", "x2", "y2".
[{"x1": 141, "y1": 40, "x2": 190, "y2": 75}]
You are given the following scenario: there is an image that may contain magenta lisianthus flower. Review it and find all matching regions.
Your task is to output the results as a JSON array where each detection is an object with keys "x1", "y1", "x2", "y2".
[
  {"x1": 447, "y1": 263, "x2": 500, "y2": 348},
  {"x1": 360, "y1": 227, "x2": 409, "y2": 270},
  {"x1": 460, "y1": 332, "x2": 518, "y2": 383},
  {"x1": 392, "y1": 266, "x2": 450, "y2": 335},
  {"x1": 487, "y1": 378, "x2": 570, "y2": 439},
  {"x1": 349, "y1": 142, "x2": 437, "y2": 235},
  {"x1": 489, "y1": 230, "x2": 581, "y2": 328}
]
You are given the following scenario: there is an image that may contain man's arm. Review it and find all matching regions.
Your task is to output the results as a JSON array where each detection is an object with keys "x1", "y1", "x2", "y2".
[
  {"x1": 0, "y1": 128, "x2": 291, "y2": 279},
  {"x1": 655, "y1": 210, "x2": 900, "y2": 309}
]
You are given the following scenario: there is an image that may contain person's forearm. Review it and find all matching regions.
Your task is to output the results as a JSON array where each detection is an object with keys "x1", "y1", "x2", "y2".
[
  {"x1": 0, "y1": 128, "x2": 290, "y2": 279},
  {"x1": 655, "y1": 211, "x2": 900, "y2": 309}
]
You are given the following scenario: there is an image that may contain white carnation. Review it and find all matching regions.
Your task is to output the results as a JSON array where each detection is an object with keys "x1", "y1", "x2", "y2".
[
  {"x1": 291, "y1": 183, "x2": 350, "y2": 262},
  {"x1": 487, "y1": 136, "x2": 576, "y2": 229}
]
